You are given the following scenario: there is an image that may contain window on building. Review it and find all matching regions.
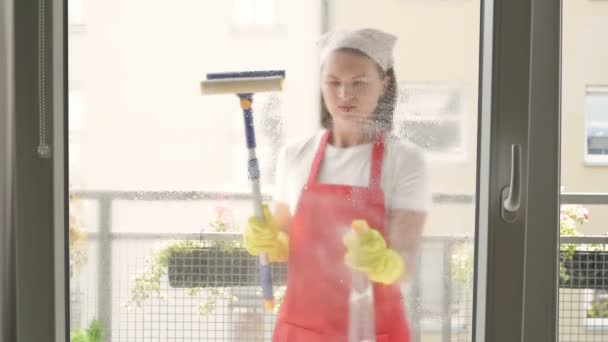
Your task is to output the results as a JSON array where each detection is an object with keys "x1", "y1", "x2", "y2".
[
  {"x1": 68, "y1": 86, "x2": 85, "y2": 187},
  {"x1": 232, "y1": 0, "x2": 279, "y2": 30},
  {"x1": 68, "y1": 0, "x2": 85, "y2": 29},
  {"x1": 68, "y1": 87, "x2": 84, "y2": 134},
  {"x1": 394, "y1": 83, "x2": 466, "y2": 161},
  {"x1": 585, "y1": 87, "x2": 608, "y2": 165}
]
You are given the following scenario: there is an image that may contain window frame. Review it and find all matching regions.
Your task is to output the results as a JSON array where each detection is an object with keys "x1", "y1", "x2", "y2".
[{"x1": 28, "y1": 0, "x2": 562, "y2": 340}]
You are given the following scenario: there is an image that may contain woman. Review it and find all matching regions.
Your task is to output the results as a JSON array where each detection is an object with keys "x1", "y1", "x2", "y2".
[{"x1": 244, "y1": 28, "x2": 430, "y2": 342}]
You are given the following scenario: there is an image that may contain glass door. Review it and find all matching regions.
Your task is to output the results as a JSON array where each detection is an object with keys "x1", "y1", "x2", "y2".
[{"x1": 65, "y1": 0, "x2": 482, "y2": 340}]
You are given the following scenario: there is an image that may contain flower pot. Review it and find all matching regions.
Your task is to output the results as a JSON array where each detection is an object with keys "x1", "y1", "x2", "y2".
[
  {"x1": 168, "y1": 247, "x2": 287, "y2": 288},
  {"x1": 560, "y1": 250, "x2": 608, "y2": 289}
]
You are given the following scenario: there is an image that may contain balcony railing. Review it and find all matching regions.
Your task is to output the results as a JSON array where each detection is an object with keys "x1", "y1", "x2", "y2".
[{"x1": 68, "y1": 190, "x2": 608, "y2": 341}]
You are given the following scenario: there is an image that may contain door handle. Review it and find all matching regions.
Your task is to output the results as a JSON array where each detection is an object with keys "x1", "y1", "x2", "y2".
[{"x1": 502, "y1": 144, "x2": 521, "y2": 222}]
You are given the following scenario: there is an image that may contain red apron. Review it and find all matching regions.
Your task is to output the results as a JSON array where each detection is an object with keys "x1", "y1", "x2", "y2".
[{"x1": 273, "y1": 130, "x2": 410, "y2": 342}]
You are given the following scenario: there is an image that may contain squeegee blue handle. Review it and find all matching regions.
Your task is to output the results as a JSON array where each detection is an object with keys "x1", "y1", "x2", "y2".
[
  {"x1": 242, "y1": 103, "x2": 257, "y2": 149},
  {"x1": 239, "y1": 93, "x2": 275, "y2": 311}
]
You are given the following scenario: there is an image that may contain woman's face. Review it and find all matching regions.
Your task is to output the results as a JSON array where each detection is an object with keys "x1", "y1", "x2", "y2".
[{"x1": 321, "y1": 50, "x2": 388, "y2": 130}]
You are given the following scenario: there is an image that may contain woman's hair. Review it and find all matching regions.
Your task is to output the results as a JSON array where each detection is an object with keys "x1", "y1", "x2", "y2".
[{"x1": 320, "y1": 47, "x2": 398, "y2": 130}]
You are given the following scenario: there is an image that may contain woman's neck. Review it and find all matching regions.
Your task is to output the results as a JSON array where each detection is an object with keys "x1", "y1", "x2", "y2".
[{"x1": 330, "y1": 125, "x2": 377, "y2": 148}]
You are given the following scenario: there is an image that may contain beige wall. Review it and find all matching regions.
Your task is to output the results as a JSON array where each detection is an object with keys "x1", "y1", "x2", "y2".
[
  {"x1": 72, "y1": 0, "x2": 486, "y2": 237},
  {"x1": 71, "y1": 0, "x2": 608, "y2": 229},
  {"x1": 71, "y1": 0, "x2": 322, "y2": 192}
]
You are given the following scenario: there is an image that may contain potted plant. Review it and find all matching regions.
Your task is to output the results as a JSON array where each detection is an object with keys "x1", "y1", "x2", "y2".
[
  {"x1": 127, "y1": 205, "x2": 286, "y2": 316},
  {"x1": 449, "y1": 204, "x2": 595, "y2": 288},
  {"x1": 69, "y1": 195, "x2": 104, "y2": 339},
  {"x1": 587, "y1": 293, "x2": 608, "y2": 319},
  {"x1": 70, "y1": 319, "x2": 103, "y2": 342},
  {"x1": 558, "y1": 204, "x2": 608, "y2": 289},
  {"x1": 451, "y1": 241, "x2": 474, "y2": 287},
  {"x1": 69, "y1": 195, "x2": 88, "y2": 279},
  {"x1": 166, "y1": 209, "x2": 287, "y2": 288}
]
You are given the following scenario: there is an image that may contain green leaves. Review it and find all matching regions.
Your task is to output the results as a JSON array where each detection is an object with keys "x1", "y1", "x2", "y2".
[
  {"x1": 70, "y1": 320, "x2": 103, "y2": 342},
  {"x1": 126, "y1": 209, "x2": 245, "y2": 316}
]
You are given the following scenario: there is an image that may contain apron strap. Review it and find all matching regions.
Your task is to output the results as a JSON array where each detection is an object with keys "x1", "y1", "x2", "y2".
[
  {"x1": 369, "y1": 132, "x2": 385, "y2": 191},
  {"x1": 306, "y1": 130, "x2": 331, "y2": 185},
  {"x1": 307, "y1": 130, "x2": 386, "y2": 190}
]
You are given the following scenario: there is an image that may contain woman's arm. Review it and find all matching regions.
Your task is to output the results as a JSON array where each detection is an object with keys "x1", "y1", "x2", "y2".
[
  {"x1": 272, "y1": 142, "x2": 294, "y2": 234},
  {"x1": 387, "y1": 209, "x2": 427, "y2": 283},
  {"x1": 273, "y1": 201, "x2": 293, "y2": 234}
]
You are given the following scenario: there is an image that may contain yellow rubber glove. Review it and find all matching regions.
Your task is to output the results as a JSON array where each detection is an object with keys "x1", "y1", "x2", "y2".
[
  {"x1": 244, "y1": 204, "x2": 289, "y2": 263},
  {"x1": 343, "y1": 220, "x2": 404, "y2": 285}
]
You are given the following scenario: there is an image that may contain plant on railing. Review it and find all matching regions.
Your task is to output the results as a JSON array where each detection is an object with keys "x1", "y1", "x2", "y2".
[
  {"x1": 559, "y1": 204, "x2": 590, "y2": 282},
  {"x1": 69, "y1": 195, "x2": 88, "y2": 278},
  {"x1": 449, "y1": 205, "x2": 591, "y2": 287},
  {"x1": 558, "y1": 205, "x2": 608, "y2": 319},
  {"x1": 70, "y1": 319, "x2": 103, "y2": 342},
  {"x1": 126, "y1": 204, "x2": 245, "y2": 316},
  {"x1": 587, "y1": 295, "x2": 608, "y2": 318},
  {"x1": 451, "y1": 242, "x2": 474, "y2": 286}
]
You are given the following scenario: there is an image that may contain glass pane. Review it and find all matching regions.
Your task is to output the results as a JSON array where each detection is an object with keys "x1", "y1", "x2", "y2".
[
  {"x1": 586, "y1": 90, "x2": 608, "y2": 156},
  {"x1": 560, "y1": 1, "x2": 608, "y2": 340},
  {"x1": 68, "y1": 0, "x2": 480, "y2": 341}
]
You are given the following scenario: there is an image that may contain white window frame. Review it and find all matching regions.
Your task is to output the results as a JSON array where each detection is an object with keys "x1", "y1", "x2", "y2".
[
  {"x1": 584, "y1": 86, "x2": 608, "y2": 166},
  {"x1": 68, "y1": 83, "x2": 84, "y2": 137},
  {"x1": 68, "y1": 0, "x2": 86, "y2": 33}
]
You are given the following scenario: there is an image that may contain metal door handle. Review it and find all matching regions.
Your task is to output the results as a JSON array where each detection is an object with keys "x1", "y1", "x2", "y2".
[{"x1": 502, "y1": 144, "x2": 521, "y2": 222}]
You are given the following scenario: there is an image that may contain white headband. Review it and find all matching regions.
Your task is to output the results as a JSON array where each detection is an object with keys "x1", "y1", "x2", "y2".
[{"x1": 318, "y1": 28, "x2": 397, "y2": 71}]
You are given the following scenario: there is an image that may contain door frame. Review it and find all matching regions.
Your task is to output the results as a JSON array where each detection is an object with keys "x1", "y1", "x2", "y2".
[
  {"x1": 475, "y1": 0, "x2": 561, "y2": 341},
  {"x1": 3, "y1": 0, "x2": 562, "y2": 340}
]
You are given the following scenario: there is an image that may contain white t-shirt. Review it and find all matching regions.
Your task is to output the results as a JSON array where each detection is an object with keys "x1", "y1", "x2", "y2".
[{"x1": 273, "y1": 130, "x2": 431, "y2": 214}]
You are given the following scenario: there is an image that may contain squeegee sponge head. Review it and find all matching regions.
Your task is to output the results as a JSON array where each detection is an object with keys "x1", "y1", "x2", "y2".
[{"x1": 200, "y1": 70, "x2": 286, "y2": 95}]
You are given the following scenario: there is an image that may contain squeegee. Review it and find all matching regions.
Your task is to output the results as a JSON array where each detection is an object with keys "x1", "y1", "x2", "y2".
[{"x1": 200, "y1": 70, "x2": 286, "y2": 311}]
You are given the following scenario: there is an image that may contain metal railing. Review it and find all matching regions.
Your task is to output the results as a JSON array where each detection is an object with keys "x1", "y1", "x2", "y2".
[
  {"x1": 69, "y1": 190, "x2": 474, "y2": 341},
  {"x1": 559, "y1": 237, "x2": 608, "y2": 342},
  {"x1": 68, "y1": 190, "x2": 608, "y2": 341},
  {"x1": 72, "y1": 233, "x2": 473, "y2": 341},
  {"x1": 559, "y1": 193, "x2": 608, "y2": 341}
]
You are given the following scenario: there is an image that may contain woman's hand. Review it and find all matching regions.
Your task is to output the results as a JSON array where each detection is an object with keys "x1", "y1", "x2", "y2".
[
  {"x1": 343, "y1": 220, "x2": 404, "y2": 285},
  {"x1": 244, "y1": 204, "x2": 289, "y2": 262}
]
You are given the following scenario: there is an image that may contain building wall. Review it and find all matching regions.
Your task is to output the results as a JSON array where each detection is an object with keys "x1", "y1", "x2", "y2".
[
  {"x1": 73, "y1": 0, "x2": 608, "y2": 234},
  {"x1": 70, "y1": 0, "x2": 323, "y2": 193},
  {"x1": 331, "y1": 0, "x2": 608, "y2": 236}
]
